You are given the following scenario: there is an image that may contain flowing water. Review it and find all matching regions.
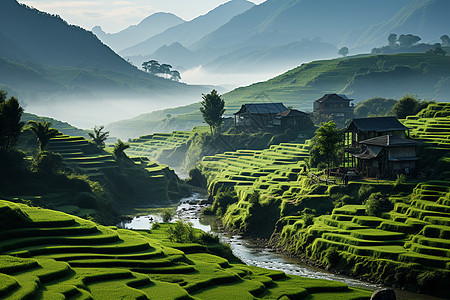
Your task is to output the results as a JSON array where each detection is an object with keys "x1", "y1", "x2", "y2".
[{"x1": 119, "y1": 193, "x2": 444, "y2": 300}]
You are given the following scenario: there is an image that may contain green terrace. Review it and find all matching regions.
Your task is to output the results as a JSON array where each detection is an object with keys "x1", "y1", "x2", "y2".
[
  {"x1": 0, "y1": 200, "x2": 372, "y2": 299},
  {"x1": 277, "y1": 180, "x2": 450, "y2": 291}
]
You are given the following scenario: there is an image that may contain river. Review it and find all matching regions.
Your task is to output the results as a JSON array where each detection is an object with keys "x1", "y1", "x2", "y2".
[{"x1": 119, "y1": 193, "x2": 444, "y2": 300}]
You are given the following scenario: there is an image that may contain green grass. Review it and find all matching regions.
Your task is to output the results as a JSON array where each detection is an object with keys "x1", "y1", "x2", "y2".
[{"x1": 0, "y1": 200, "x2": 373, "y2": 299}]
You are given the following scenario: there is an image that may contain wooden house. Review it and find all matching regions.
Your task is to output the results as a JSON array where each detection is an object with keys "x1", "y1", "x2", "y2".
[
  {"x1": 234, "y1": 103, "x2": 312, "y2": 132},
  {"x1": 313, "y1": 94, "x2": 354, "y2": 124},
  {"x1": 353, "y1": 135, "x2": 421, "y2": 178}
]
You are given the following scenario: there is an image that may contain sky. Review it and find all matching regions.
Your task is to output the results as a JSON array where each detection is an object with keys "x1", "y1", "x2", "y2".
[{"x1": 18, "y1": 0, "x2": 266, "y2": 33}]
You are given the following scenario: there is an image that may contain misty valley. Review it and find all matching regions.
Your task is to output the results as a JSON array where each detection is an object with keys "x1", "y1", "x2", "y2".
[{"x1": 1, "y1": 0, "x2": 450, "y2": 299}]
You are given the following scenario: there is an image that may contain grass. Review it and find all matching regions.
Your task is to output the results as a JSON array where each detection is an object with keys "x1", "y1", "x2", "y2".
[{"x1": 0, "y1": 199, "x2": 373, "y2": 299}]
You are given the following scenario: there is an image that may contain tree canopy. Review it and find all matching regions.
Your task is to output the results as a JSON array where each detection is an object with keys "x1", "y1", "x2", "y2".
[
  {"x1": 0, "y1": 90, "x2": 24, "y2": 151},
  {"x1": 199, "y1": 90, "x2": 225, "y2": 135},
  {"x1": 27, "y1": 121, "x2": 60, "y2": 151},
  {"x1": 354, "y1": 97, "x2": 397, "y2": 118},
  {"x1": 113, "y1": 139, "x2": 130, "y2": 160},
  {"x1": 338, "y1": 47, "x2": 349, "y2": 57},
  {"x1": 142, "y1": 60, "x2": 181, "y2": 81},
  {"x1": 440, "y1": 35, "x2": 449, "y2": 46},
  {"x1": 309, "y1": 121, "x2": 341, "y2": 174},
  {"x1": 89, "y1": 125, "x2": 109, "y2": 148},
  {"x1": 391, "y1": 95, "x2": 434, "y2": 119},
  {"x1": 398, "y1": 34, "x2": 421, "y2": 48}
]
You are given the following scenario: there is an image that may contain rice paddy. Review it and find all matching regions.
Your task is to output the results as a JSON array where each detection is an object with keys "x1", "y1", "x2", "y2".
[{"x1": 0, "y1": 200, "x2": 373, "y2": 299}]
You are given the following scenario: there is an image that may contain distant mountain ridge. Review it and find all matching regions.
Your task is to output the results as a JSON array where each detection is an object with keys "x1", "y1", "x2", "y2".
[
  {"x1": 121, "y1": 0, "x2": 255, "y2": 57},
  {"x1": 92, "y1": 12, "x2": 185, "y2": 52}
]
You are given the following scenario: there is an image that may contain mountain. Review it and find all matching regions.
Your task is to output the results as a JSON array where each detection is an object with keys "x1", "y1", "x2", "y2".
[
  {"x1": 0, "y1": 0, "x2": 210, "y2": 128},
  {"x1": 120, "y1": 0, "x2": 255, "y2": 57},
  {"x1": 346, "y1": 0, "x2": 450, "y2": 51},
  {"x1": 108, "y1": 53, "x2": 450, "y2": 138},
  {"x1": 193, "y1": 0, "x2": 410, "y2": 56},
  {"x1": 92, "y1": 12, "x2": 185, "y2": 53}
]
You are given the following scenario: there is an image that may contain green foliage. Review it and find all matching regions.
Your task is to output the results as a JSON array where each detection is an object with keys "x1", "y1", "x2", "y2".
[
  {"x1": 31, "y1": 150, "x2": 62, "y2": 174},
  {"x1": 354, "y1": 97, "x2": 397, "y2": 118},
  {"x1": 151, "y1": 222, "x2": 161, "y2": 230},
  {"x1": 247, "y1": 190, "x2": 260, "y2": 205},
  {"x1": 167, "y1": 220, "x2": 195, "y2": 243},
  {"x1": 391, "y1": 95, "x2": 433, "y2": 119},
  {"x1": 302, "y1": 214, "x2": 315, "y2": 228},
  {"x1": 186, "y1": 168, "x2": 207, "y2": 188},
  {"x1": 27, "y1": 120, "x2": 60, "y2": 151},
  {"x1": 338, "y1": 47, "x2": 349, "y2": 57},
  {"x1": 394, "y1": 174, "x2": 407, "y2": 187},
  {"x1": 323, "y1": 247, "x2": 339, "y2": 267},
  {"x1": 0, "y1": 91, "x2": 24, "y2": 151},
  {"x1": 365, "y1": 193, "x2": 393, "y2": 217},
  {"x1": 309, "y1": 121, "x2": 341, "y2": 170},
  {"x1": 88, "y1": 125, "x2": 109, "y2": 148},
  {"x1": 113, "y1": 139, "x2": 130, "y2": 160},
  {"x1": 160, "y1": 208, "x2": 175, "y2": 223},
  {"x1": 199, "y1": 90, "x2": 225, "y2": 135},
  {"x1": 212, "y1": 188, "x2": 238, "y2": 216}
]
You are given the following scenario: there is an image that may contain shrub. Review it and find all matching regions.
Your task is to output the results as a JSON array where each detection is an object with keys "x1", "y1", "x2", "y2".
[
  {"x1": 167, "y1": 220, "x2": 195, "y2": 243},
  {"x1": 302, "y1": 214, "x2": 315, "y2": 228},
  {"x1": 186, "y1": 168, "x2": 207, "y2": 188},
  {"x1": 198, "y1": 232, "x2": 220, "y2": 244},
  {"x1": 394, "y1": 174, "x2": 407, "y2": 187},
  {"x1": 31, "y1": 150, "x2": 62, "y2": 174},
  {"x1": 365, "y1": 193, "x2": 393, "y2": 216},
  {"x1": 247, "y1": 190, "x2": 260, "y2": 205},
  {"x1": 358, "y1": 184, "x2": 374, "y2": 201},
  {"x1": 161, "y1": 208, "x2": 175, "y2": 223},
  {"x1": 323, "y1": 247, "x2": 339, "y2": 266},
  {"x1": 151, "y1": 222, "x2": 160, "y2": 230},
  {"x1": 212, "y1": 188, "x2": 238, "y2": 216}
]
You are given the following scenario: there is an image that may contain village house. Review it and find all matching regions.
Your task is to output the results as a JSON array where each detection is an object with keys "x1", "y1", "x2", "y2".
[
  {"x1": 313, "y1": 94, "x2": 354, "y2": 125},
  {"x1": 234, "y1": 103, "x2": 314, "y2": 132},
  {"x1": 343, "y1": 116, "x2": 421, "y2": 178}
]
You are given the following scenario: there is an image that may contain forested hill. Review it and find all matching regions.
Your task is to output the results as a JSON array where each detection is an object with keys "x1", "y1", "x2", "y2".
[{"x1": 107, "y1": 53, "x2": 450, "y2": 139}]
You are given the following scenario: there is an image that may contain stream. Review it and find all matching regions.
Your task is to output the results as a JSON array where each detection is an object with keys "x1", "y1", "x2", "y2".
[{"x1": 118, "y1": 193, "x2": 444, "y2": 300}]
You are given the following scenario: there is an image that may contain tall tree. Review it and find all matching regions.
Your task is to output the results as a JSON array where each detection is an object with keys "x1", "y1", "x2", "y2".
[
  {"x1": 388, "y1": 33, "x2": 397, "y2": 47},
  {"x1": 88, "y1": 125, "x2": 110, "y2": 148},
  {"x1": 338, "y1": 47, "x2": 349, "y2": 57},
  {"x1": 440, "y1": 35, "x2": 449, "y2": 46},
  {"x1": 199, "y1": 90, "x2": 225, "y2": 135},
  {"x1": 398, "y1": 34, "x2": 421, "y2": 48},
  {"x1": 27, "y1": 121, "x2": 60, "y2": 151},
  {"x1": 310, "y1": 121, "x2": 341, "y2": 178},
  {"x1": 391, "y1": 96, "x2": 420, "y2": 119},
  {"x1": 0, "y1": 91, "x2": 24, "y2": 151},
  {"x1": 113, "y1": 139, "x2": 130, "y2": 160}
]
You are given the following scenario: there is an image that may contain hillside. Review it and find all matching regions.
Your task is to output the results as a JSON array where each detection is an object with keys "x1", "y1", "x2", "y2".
[
  {"x1": 346, "y1": 0, "x2": 450, "y2": 51},
  {"x1": 108, "y1": 53, "x2": 450, "y2": 139},
  {"x1": 121, "y1": 0, "x2": 255, "y2": 58},
  {"x1": 92, "y1": 12, "x2": 185, "y2": 53},
  {"x1": 0, "y1": 200, "x2": 373, "y2": 299}
]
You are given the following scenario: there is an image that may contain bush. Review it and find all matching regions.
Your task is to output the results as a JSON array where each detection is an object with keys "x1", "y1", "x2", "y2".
[
  {"x1": 358, "y1": 184, "x2": 374, "y2": 201},
  {"x1": 186, "y1": 168, "x2": 207, "y2": 188},
  {"x1": 167, "y1": 220, "x2": 195, "y2": 243},
  {"x1": 247, "y1": 190, "x2": 260, "y2": 205},
  {"x1": 151, "y1": 222, "x2": 160, "y2": 230},
  {"x1": 323, "y1": 247, "x2": 339, "y2": 266},
  {"x1": 365, "y1": 193, "x2": 393, "y2": 216},
  {"x1": 198, "y1": 232, "x2": 220, "y2": 244},
  {"x1": 302, "y1": 214, "x2": 315, "y2": 228},
  {"x1": 212, "y1": 188, "x2": 238, "y2": 216},
  {"x1": 394, "y1": 174, "x2": 407, "y2": 187},
  {"x1": 161, "y1": 208, "x2": 175, "y2": 223},
  {"x1": 31, "y1": 151, "x2": 62, "y2": 174}
]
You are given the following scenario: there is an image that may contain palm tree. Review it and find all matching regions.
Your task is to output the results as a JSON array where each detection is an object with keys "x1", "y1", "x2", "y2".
[
  {"x1": 27, "y1": 121, "x2": 60, "y2": 151},
  {"x1": 88, "y1": 125, "x2": 109, "y2": 148},
  {"x1": 113, "y1": 139, "x2": 130, "y2": 159}
]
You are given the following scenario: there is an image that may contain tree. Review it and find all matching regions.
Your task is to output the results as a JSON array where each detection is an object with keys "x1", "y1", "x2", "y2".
[
  {"x1": 88, "y1": 125, "x2": 109, "y2": 148},
  {"x1": 0, "y1": 91, "x2": 24, "y2": 151},
  {"x1": 398, "y1": 34, "x2": 421, "y2": 48},
  {"x1": 310, "y1": 121, "x2": 342, "y2": 177},
  {"x1": 170, "y1": 70, "x2": 181, "y2": 81},
  {"x1": 338, "y1": 47, "x2": 349, "y2": 57},
  {"x1": 388, "y1": 33, "x2": 397, "y2": 47},
  {"x1": 390, "y1": 95, "x2": 434, "y2": 119},
  {"x1": 113, "y1": 139, "x2": 130, "y2": 160},
  {"x1": 434, "y1": 47, "x2": 446, "y2": 56},
  {"x1": 354, "y1": 97, "x2": 397, "y2": 118},
  {"x1": 440, "y1": 34, "x2": 449, "y2": 46},
  {"x1": 199, "y1": 90, "x2": 225, "y2": 135},
  {"x1": 27, "y1": 121, "x2": 60, "y2": 151}
]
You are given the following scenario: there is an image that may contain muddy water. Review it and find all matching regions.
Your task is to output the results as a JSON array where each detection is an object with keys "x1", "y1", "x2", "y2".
[{"x1": 119, "y1": 193, "x2": 444, "y2": 300}]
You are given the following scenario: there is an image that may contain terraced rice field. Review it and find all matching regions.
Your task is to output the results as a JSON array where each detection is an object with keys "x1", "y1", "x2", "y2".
[
  {"x1": 200, "y1": 142, "x2": 310, "y2": 202},
  {"x1": 0, "y1": 200, "x2": 372, "y2": 299},
  {"x1": 126, "y1": 131, "x2": 196, "y2": 164},
  {"x1": 278, "y1": 180, "x2": 450, "y2": 292}
]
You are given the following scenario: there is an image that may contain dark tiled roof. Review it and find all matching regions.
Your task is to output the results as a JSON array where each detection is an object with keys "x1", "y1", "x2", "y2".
[
  {"x1": 234, "y1": 103, "x2": 288, "y2": 115},
  {"x1": 276, "y1": 109, "x2": 308, "y2": 118},
  {"x1": 352, "y1": 145, "x2": 383, "y2": 160},
  {"x1": 347, "y1": 117, "x2": 409, "y2": 132},
  {"x1": 315, "y1": 94, "x2": 353, "y2": 103},
  {"x1": 359, "y1": 135, "x2": 422, "y2": 147}
]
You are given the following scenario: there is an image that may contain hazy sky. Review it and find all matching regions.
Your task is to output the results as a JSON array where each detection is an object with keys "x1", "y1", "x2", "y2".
[{"x1": 18, "y1": 0, "x2": 266, "y2": 33}]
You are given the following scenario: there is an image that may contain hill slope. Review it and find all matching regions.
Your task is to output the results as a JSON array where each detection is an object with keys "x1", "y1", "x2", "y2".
[
  {"x1": 92, "y1": 12, "x2": 185, "y2": 53},
  {"x1": 107, "y1": 53, "x2": 450, "y2": 139},
  {"x1": 121, "y1": 0, "x2": 255, "y2": 57}
]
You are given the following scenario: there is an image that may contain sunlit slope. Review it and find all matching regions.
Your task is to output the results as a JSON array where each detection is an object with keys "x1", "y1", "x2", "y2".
[
  {"x1": 224, "y1": 53, "x2": 450, "y2": 111},
  {"x1": 0, "y1": 200, "x2": 372, "y2": 299}
]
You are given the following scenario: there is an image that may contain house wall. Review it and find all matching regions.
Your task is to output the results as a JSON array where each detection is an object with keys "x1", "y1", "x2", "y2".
[{"x1": 389, "y1": 146, "x2": 416, "y2": 159}]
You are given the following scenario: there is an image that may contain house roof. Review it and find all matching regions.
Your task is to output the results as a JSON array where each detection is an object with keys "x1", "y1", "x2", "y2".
[
  {"x1": 315, "y1": 94, "x2": 353, "y2": 103},
  {"x1": 359, "y1": 135, "x2": 422, "y2": 147},
  {"x1": 234, "y1": 103, "x2": 288, "y2": 115},
  {"x1": 346, "y1": 117, "x2": 409, "y2": 132},
  {"x1": 352, "y1": 145, "x2": 383, "y2": 160},
  {"x1": 275, "y1": 109, "x2": 308, "y2": 119}
]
